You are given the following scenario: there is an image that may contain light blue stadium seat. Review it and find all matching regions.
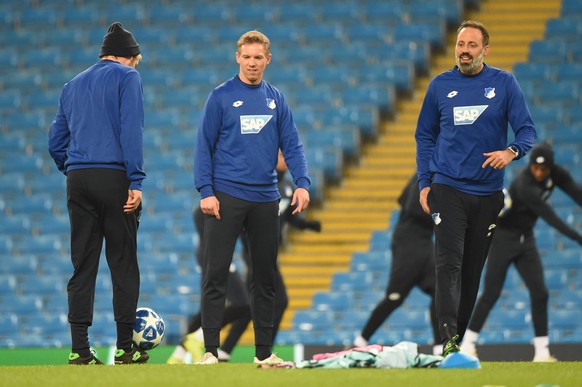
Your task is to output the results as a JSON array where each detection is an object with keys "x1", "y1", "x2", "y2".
[
  {"x1": 368, "y1": 230, "x2": 392, "y2": 251},
  {"x1": 21, "y1": 47, "x2": 63, "y2": 68},
  {"x1": 319, "y1": 2, "x2": 360, "y2": 22},
  {"x1": 361, "y1": 62, "x2": 415, "y2": 93},
  {"x1": 385, "y1": 308, "x2": 430, "y2": 333},
  {"x1": 276, "y1": 3, "x2": 318, "y2": 24},
  {"x1": 549, "y1": 124, "x2": 582, "y2": 144},
  {"x1": 17, "y1": 274, "x2": 65, "y2": 296},
  {"x1": 0, "y1": 273, "x2": 16, "y2": 293},
  {"x1": 266, "y1": 65, "x2": 309, "y2": 85},
  {"x1": 145, "y1": 4, "x2": 190, "y2": 25},
  {"x1": 62, "y1": 47, "x2": 99, "y2": 69},
  {"x1": 302, "y1": 126, "x2": 361, "y2": 159},
  {"x1": 60, "y1": 7, "x2": 101, "y2": 26},
  {"x1": 275, "y1": 329, "x2": 308, "y2": 346},
  {"x1": 528, "y1": 39, "x2": 567, "y2": 64},
  {"x1": 345, "y1": 23, "x2": 390, "y2": 43},
  {"x1": 335, "y1": 309, "x2": 370, "y2": 331},
  {"x1": 340, "y1": 85, "x2": 396, "y2": 115},
  {"x1": 536, "y1": 81, "x2": 579, "y2": 106},
  {"x1": 230, "y1": 4, "x2": 277, "y2": 23},
  {"x1": 545, "y1": 16, "x2": 582, "y2": 40},
  {"x1": 4, "y1": 194, "x2": 53, "y2": 218},
  {"x1": 331, "y1": 271, "x2": 374, "y2": 293},
  {"x1": 3, "y1": 295, "x2": 44, "y2": 315},
  {"x1": 311, "y1": 291, "x2": 353, "y2": 312},
  {"x1": 305, "y1": 147, "x2": 343, "y2": 181},
  {"x1": 406, "y1": 1, "x2": 461, "y2": 28},
  {"x1": 543, "y1": 269, "x2": 568, "y2": 292},
  {"x1": 554, "y1": 63, "x2": 582, "y2": 83},
  {"x1": 0, "y1": 313, "x2": 20, "y2": 340},
  {"x1": 361, "y1": 2, "x2": 404, "y2": 24},
  {"x1": 354, "y1": 290, "x2": 384, "y2": 313},
  {"x1": 24, "y1": 89, "x2": 61, "y2": 111},
  {"x1": 373, "y1": 40, "x2": 431, "y2": 75},
  {"x1": 0, "y1": 89, "x2": 22, "y2": 113},
  {"x1": 17, "y1": 7, "x2": 58, "y2": 28},
  {"x1": 350, "y1": 250, "x2": 391, "y2": 275},
  {"x1": 320, "y1": 105, "x2": 380, "y2": 139},
  {"x1": 14, "y1": 235, "x2": 62, "y2": 256},
  {"x1": 513, "y1": 62, "x2": 553, "y2": 83},
  {"x1": 0, "y1": 255, "x2": 38, "y2": 276},
  {"x1": 255, "y1": 24, "x2": 302, "y2": 48},
  {"x1": 394, "y1": 21, "x2": 446, "y2": 50},
  {"x1": 292, "y1": 310, "x2": 334, "y2": 333},
  {"x1": 550, "y1": 289, "x2": 582, "y2": 310},
  {"x1": 528, "y1": 104, "x2": 566, "y2": 129},
  {"x1": 562, "y1": 0, "x2": 582, "y2": 15},
  {"x1": 104, "y1": 4, "x2": 145, "y2": 24},
  {"x1": 0, "y1": 214, "x2": 31, "y2": 235},
  {"x1": 301, "y1": 23, "x2": 344, "y2": 44}
]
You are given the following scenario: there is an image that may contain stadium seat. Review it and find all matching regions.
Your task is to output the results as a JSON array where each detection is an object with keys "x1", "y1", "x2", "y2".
[
  {"x1": 545, "y1": 17, "x2": 582, "y2": 40},
  {"x1": 331, "y1": 271, "x2": 374, "y2": 293},
  {"x1": 349, "y1": 250, "x2": 391, "y2": 275},
  {"x1": 311, "y1": 291, "x2": 353, "y2": 312},
  {"x1": 527, "y1": 39, "x2": 567, "y2": 63},
  {"x1": 305, "y1": 147, "x2": 343, "y2": 181},
  {"x1": 302, "y1": 127, "x2": 361, "y2": 159}
]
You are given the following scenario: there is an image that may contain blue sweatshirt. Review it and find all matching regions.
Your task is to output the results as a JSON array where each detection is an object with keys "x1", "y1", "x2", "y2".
[
  {"x1": 415, "y1": 64, "x2": 537, "y2": 195},
  {"x1": 48, "y1": 60, "x2": 145, "y2": 190},
  {"x1": 195, "y1": 75, "x2": 310, "y2": 202}
]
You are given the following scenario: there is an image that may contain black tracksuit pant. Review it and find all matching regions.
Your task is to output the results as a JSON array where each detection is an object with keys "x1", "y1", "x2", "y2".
[
  {"x1": 200, "y1": 191, "x2": 279, "y2": 350},
  {"x1": 429, "y1": 184, "x2": 504, "y2": 343},
  {"x1": 66, "y1": 169, "x2": 140, "y2": 352},
  {"x1": 468, "y1": 228, "x2": 549, "y2": 336}
]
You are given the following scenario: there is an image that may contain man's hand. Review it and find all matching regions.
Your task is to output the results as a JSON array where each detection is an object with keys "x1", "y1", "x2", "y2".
[
  {"x1": 482, "y1": 149, "x2": 517, "y2": 170},
  {"x1": 200, "y1": 196, "x2": 221, "y2": 220},
  {"x1": 291, "y1": 188, "x2": 310, "y2": 215},
  {"x1": 124, "y1": 189, "x2": 142, "y2": 214},
  {"x1": 420, "y1": 187, "x2": 431, "y2": 215}
]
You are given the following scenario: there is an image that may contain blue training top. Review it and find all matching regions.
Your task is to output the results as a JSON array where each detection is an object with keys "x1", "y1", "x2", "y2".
[
  {"x1": 48, "y1": 59, "x2": 146, "y2": 190},
  {"x1": 194, "y1": 75, "x2": 310, "y2": 202},
  {"x1": 415, "y1": 64, "x2": 537, "y2": 195}
]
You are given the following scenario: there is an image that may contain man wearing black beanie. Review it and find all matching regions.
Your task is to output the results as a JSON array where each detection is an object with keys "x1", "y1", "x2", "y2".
[
  {"x1": 48, "y1": 22, "x2": 146, "y2": 365},
  {"x1": 461, "y1": 142, "x2": 582, "y2": 361}
]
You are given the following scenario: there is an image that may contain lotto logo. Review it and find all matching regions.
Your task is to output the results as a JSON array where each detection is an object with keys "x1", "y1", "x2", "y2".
[
  {"x1": 240, "y1": 115, "x2": 272, "y2": 134},
  {"x1": 453, "y1": 105, "x2": 488, "y2": 125}
]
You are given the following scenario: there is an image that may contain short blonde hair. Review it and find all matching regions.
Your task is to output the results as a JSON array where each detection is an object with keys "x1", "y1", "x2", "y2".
[{"x1": 237, "y1": 30, "x2": 271, "y2": 55}]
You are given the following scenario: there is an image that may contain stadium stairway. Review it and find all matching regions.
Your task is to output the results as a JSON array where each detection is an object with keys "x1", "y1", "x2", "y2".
[{"x1": 240, "y1": 0, "x2": 561, "y2": 346}]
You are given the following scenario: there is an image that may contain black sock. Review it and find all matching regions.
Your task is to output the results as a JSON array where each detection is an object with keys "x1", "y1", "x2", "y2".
[
  {"x1": 205, "y1": 346, "x2": 218, "y2": 357},
  {"x1": 70, "y1": 323, "x2": 91, "y2": 357},
  {"x1": 116, "y1": 322, "x2": 134, "y2": 352},
  {"x1": 255, "y1": 345, "x2": 271, "y2": 361}
]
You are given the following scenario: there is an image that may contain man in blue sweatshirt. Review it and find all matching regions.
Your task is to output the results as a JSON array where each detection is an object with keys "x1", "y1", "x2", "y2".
[
  {"x1": 194, "y1": 30, "x2": 311, "y2": 365},
  {"x1": 48, "y1": 22, "x2": 147, "y2": 365},
  {"x1": 415, "y1": 20, "x2": 537, "y2": 356}
]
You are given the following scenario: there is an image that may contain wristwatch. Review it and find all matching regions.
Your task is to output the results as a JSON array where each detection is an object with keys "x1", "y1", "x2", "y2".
[{"x1": 507, "y1": 145, "x2": 519, "y2": 158}]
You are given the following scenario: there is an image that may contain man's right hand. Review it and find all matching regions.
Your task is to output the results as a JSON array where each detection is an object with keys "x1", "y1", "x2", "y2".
[
  {"x1": 420, "y1": 187, "x2": 431, "y2": 215},
  {"x1": 200, "y1": 196, "x2": 221, "y2": 220}
]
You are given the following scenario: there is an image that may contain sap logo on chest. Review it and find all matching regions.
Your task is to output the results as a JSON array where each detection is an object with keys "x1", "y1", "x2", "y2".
[
  {"x1": 453, "y1": 105, "x2": 488, "y2": 125},
  {"x1": 240, "y1": 115, "x2": 273, "y2": 134}
]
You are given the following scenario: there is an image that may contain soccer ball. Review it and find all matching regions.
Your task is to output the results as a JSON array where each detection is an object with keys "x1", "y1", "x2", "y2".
[{"x1": 133, "y1": 307, "x2": 165, "y2": 350}]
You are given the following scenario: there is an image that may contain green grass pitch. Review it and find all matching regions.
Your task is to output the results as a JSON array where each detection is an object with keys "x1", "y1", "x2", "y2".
[{"x1": 1, "y1": 362, "x2": 581, "y2": 387}]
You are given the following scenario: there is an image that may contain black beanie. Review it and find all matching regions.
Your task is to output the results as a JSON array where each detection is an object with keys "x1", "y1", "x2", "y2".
[
  {"x1": 529, "y1": 142, "x2": 554, "y2": 168},
  {"x1": 99, "y1": 22, "x2": 140, "y2": 58}
]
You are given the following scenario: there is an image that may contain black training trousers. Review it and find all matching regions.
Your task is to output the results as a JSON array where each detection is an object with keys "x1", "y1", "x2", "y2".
[
  {"x1": 429, "y1": 184, "x2": 504, "y2": 343},
  {"x1": 66, "y1": 169, "x2": 140, "y2": 351},
  {"x1": 469, "y1": 228, "x2": 549, "y2": 336},
  {"x1": 361, "y1": 228, "x2": 439, "y2": 344},
  {"x1": 200, "y1": 191, "x2": 279, "y2": 349}
]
